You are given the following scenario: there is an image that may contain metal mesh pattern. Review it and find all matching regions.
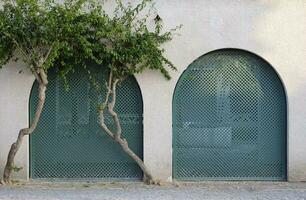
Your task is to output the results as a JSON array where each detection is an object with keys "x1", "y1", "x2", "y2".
[
  {"x1": 173, "y1": 49, "x2": 287, "y2": 180},
  {"x1": 30, "y1": 66, "x2": 143, "y2": 179}
]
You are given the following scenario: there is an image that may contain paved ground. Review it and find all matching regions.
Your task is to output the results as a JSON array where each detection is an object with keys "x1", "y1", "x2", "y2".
[{"x1": 1, "y1": 181, "x2": 306, "y2": 200}]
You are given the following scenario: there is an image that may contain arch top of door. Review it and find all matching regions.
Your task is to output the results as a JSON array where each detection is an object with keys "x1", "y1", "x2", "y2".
[
  {"x1": 29, "y1": 65, "x2": 144, "y2": 179},
  {"x1": 172, "y1": 48, "x2": 287, "y2": 181}
]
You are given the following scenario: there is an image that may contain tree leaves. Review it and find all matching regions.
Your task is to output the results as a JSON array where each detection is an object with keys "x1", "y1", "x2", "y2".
[
  {"x1": 0, "y1": 0, "x2": 180, "y2": 83},
  {"x1": 85, "y1": 0, "x2": 180, "y2": 81}
]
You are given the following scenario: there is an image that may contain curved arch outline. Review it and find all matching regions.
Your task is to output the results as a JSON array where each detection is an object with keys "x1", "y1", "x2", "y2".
[
  {"x1": 28, "y1": 67, "x2": 144, "y2": 179},
  {"x1": 172, "y1": 48, "x2": 288, "y2": 180}
]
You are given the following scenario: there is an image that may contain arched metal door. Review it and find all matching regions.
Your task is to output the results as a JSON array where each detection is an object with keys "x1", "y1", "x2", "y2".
[
  {"x1": 30, "y1": 66, "x2": 143, "y2": 179},
  {"x1": 173, "y1": 49, "x2": 287, "y2": 180}
]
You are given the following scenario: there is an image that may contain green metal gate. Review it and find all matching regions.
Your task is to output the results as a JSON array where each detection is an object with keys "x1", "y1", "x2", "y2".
[
  {"x1": 173, "y1": 49, "x2": 287, "y2": 180},
  {"x1": 30, "y1": 66, "x2": 143, "y2": 179}
]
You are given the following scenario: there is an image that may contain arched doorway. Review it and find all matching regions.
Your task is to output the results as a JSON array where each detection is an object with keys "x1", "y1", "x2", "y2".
[
  {"x1": 173, "y1": 49, "x2": 287, "y2": 180},
  {"x1": 30, "y1": 66, "x2": 143, "y2": 179}
]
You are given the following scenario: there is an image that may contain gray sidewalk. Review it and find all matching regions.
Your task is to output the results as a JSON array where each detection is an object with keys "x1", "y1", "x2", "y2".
[{"x1": 0, "y1": 181, "x2": 306, "y2": 200}]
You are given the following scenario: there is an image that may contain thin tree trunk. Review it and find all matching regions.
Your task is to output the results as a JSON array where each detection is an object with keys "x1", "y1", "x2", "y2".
[
  {"x1": 115, "y1": 137, "x2": 155, "y2": 184},
  {"x1": 98, "y1": 71, "x2": 156, "y2": 184},
  {"x1": 1, "y1": 70, "x2": 47, "y2": 185}
]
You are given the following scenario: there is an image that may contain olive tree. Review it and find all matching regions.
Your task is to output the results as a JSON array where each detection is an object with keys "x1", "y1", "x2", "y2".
[{"x1": 0, "y1": 0, "x2": 99, "y2": 184}]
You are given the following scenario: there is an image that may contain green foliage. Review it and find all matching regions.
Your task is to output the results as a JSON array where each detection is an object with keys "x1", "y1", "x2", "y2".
[
  {"x1": 10, "y1": 165, "x2": 23, "y2": 172},
  {"x1": 0, "y1": 0, "x2": 100, "y2": 79},
  {"x1": 0, "y1": 0, "x2": 180, "y2": 84},
  {"x1": 88, "y1": 0, "x2": 181, "y2": 81},
  {"x1": 55, "y1": 0, "x2": 181, "y2": 84},
  {"x1": 0, "y1": 0, "x2": 179, "y2": 182}
]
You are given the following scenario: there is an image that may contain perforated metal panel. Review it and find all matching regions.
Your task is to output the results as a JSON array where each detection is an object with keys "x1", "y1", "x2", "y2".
[
  {"x1": 30, "y1": 65, "x2": 143, "y2": 179},
  {"x1": 173, "y1": 49, "x2": 287, "y2": 180}
]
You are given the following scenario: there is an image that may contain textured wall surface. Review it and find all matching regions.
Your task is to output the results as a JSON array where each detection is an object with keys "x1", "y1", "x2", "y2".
[
  {"x1": 0, "y1": 0, "x2": 306, "y2": 181},
  {"x1": 0, "y1": 62, "x2": 34, "y2": 179}
]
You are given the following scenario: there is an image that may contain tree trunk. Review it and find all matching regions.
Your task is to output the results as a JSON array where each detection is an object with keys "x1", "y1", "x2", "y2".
[
  {"x1": 1, "y1": 73, "x2": 47, "y2": 185},
  {"x1": 98, "y1": 72, "x2": 156, "y2": 184},
  {"x1": 114, "y1": 136, "x2": 155, "y2": 184}
]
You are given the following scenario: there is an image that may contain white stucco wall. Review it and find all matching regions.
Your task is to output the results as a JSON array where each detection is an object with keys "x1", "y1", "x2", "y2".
[
  {"x1": 0, "y1": 62, "x2": 34, "y2": 179},
  {"x1": 0, "y1": 0, "x2": 306, "y2": 181}
]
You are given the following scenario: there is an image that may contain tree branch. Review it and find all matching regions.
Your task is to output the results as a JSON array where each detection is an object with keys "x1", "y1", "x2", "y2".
[
  {"x1": 103, "y1": 69, "x2": 113, "y2": 106},
  {"x1": 2, "y1": 32, "x2": 32, "y2": 65},
  {"x1": 98, "y1": 69, "x2": 115, "y2": 139},
  {"x1": 97, "y1": 71, "x2": 155, "y2": 184},
  {"x1": 108, "y1": 78, "x2": 122, "y2": 138},
  {"x1": 41, "y1": 44, "x2": 54, "y2": 66},
  {"x1": 38, "y1": 68, "x2": 48, "y2": 86},
  {"x1": 30, "y1": 67, "x2": 43, "y2": 85},
  {"x1": 26, "y1": 81, "x2": 47, "y2": 134},
  {"x1": 98, "y1": 112, "x2": 115, "y2": 139}
]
